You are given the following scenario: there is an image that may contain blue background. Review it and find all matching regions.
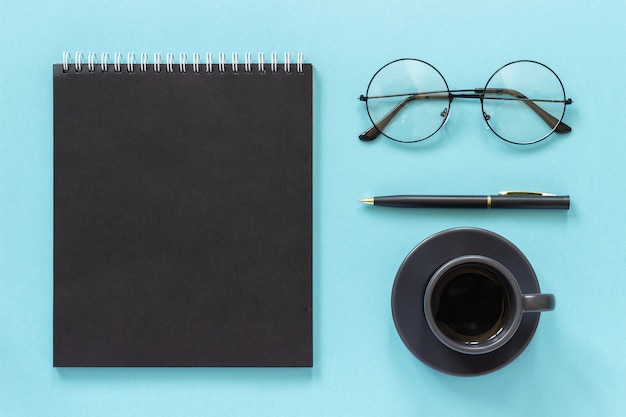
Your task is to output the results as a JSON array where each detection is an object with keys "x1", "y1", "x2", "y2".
[{"x1": 1, "y1": 0, "x2": 625, "y2": 415}]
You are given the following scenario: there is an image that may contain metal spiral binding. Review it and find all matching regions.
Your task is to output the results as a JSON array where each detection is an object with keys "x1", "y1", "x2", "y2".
[{"x1": 62, "y1": 51, "x2": 306, "y2": 74}]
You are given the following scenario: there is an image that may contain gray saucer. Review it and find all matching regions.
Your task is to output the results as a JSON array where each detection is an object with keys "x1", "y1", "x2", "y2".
[{"x1": 391, "y1": 227, "x2": 542, "y2": 376}]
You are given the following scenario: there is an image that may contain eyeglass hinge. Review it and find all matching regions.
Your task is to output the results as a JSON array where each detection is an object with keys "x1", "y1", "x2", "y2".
[
  {"x1": 359, "y1": 95, "x2": 368, "y2": 102},
  {"x1": 565, "y1": 98, "x2": 573, "y2": 105}
]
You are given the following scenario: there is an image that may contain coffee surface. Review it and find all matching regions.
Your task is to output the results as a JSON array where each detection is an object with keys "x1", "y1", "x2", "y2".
[{"x1": 434, "y1": 267, "x2": 509, "y2": 341}]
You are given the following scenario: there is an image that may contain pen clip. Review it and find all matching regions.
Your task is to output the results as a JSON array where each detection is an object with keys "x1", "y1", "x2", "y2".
[{"x1": 498, "y1": 191, "x2": 557, "y2": 197}]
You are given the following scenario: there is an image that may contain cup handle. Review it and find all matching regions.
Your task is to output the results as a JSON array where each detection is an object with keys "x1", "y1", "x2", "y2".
[{"x1": 522, "y1": 293, "x2": 556, "y2": 312}]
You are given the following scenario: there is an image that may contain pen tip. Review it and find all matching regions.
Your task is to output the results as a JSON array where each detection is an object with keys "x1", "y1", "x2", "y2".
[{"x1": 359, "y1": 198, "x2": 374, "y2": 205}]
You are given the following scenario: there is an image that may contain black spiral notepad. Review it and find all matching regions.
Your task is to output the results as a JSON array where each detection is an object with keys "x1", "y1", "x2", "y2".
[{"x1": 53, "y1": 52, "x2": 313, "y2": 367}]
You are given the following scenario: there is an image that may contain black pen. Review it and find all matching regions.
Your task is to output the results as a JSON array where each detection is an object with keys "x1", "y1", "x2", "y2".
[{"x1": 359, "y1": 191, "x2": 570, "y2": 209}]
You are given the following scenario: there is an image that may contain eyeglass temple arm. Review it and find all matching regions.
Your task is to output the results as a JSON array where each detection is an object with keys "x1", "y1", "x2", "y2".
[
  {"x1": 358, "y1": 93, "x2": 449, "y2": 141},
  {"x1": 480, "y1": 88, "x2": 572, "y2": 134},
  {"x1": 358, "y1": 94, "x2": 422, "y2": 141},
  {"x1": 359, "y1": 90, "x2": 572, "y2": 141}
]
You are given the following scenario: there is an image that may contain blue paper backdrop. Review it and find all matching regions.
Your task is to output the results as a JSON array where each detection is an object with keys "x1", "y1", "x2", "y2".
[{"x1": 1, "y1": 0, "x2": 625, "y2": 416}]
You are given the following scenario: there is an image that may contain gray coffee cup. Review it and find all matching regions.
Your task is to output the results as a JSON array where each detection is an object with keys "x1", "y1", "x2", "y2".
[{"x1": 423, "y1": 254, "x2": 555, "y2": 355}]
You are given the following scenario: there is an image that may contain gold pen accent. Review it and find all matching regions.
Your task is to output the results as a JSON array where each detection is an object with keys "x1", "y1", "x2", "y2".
[
  {"x1": 359, "y1": 198, "x2": 375, "y2": 205},
  {"x1": 498, "y1": 191, "x2": 557, "y2": 196},
  {"x1": 487, "y1": 195, "x2": 491, "y2": 208}
]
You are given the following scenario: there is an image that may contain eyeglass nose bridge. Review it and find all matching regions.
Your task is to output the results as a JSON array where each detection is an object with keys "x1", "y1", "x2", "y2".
[{"x1": 444, "y1": 89, "x2": 490, "y2": 130}]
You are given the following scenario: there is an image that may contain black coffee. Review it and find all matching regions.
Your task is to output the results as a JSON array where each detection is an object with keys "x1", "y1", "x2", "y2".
[{"x1": 433, "y1": 264, "x2": 510, "y2": 343}]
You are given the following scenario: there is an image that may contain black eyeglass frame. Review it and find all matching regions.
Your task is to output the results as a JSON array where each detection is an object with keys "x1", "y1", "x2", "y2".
[{"x1": 359, "y1": 59, "x2": 573, "y2": 145}]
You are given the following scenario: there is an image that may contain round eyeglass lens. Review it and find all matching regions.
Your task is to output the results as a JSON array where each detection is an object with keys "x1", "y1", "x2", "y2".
[
  {"x1": 482, "y1": 61, "x2": 567, "y2": 144},
  {"x1": 365, "y1": 59, "x2": 450, "y2": 143}
]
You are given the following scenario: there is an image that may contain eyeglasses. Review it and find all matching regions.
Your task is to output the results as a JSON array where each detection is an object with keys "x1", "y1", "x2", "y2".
[{"x1": 359, "y1": 59, "x2": 573, "y2": 145}]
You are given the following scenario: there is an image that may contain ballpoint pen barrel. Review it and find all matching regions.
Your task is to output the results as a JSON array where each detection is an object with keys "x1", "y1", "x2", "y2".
[{"x1": 373, "y1": 195, "x2": 487, "y2": 208}]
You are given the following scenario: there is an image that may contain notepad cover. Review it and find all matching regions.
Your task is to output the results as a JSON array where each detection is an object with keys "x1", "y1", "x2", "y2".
[{"x1": 53, "y1": 62, "x2": 313, "y2": 367}]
